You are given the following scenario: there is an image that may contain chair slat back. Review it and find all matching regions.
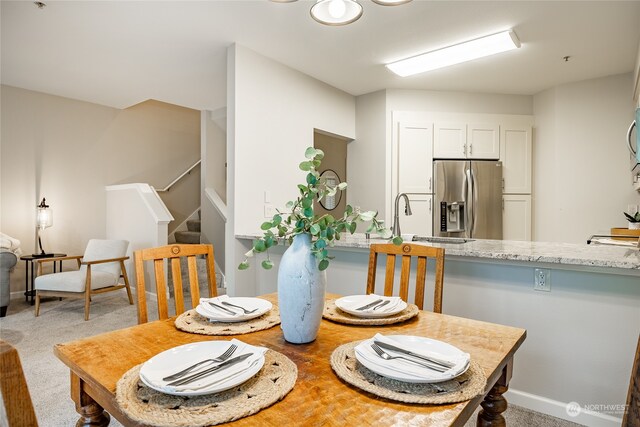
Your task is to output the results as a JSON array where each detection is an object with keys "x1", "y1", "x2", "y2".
[
  {"x1": 134, "y1": 244, "x2": 218, "y2": 324},
  {"x1": 366, "y1": 243, "x2": 445, "y2": 312},
  {"x1": 624, "y1": 334, "x2": 640, "y2": 426},
  {"x1": 0, "y1": 340, "x2": 38, "y2": 427}
]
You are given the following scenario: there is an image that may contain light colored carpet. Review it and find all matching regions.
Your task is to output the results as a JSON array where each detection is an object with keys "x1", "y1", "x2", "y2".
[{"x1": 1, "y1": 294, "x2": 583, "y2": 427}]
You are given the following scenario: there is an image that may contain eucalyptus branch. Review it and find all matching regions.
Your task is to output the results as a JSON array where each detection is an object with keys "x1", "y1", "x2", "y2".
[{"x1": 238, "y1": 146, "x2": 402, "y2": 272}]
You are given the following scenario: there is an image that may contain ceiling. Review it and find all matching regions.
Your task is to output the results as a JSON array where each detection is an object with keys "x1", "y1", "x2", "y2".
[{"x1": 2, "y1": 1, "x2": 640, "y2": 110}]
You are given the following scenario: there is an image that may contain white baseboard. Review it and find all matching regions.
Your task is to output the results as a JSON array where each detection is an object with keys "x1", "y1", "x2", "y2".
[{"x1": 506, "y1": 388, "x2": 623, "y2": 427}]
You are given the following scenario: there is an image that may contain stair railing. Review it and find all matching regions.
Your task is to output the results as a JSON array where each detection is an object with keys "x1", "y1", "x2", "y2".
[{"x1": 156, "y1": 160, "x2": 201, "y2": 192}]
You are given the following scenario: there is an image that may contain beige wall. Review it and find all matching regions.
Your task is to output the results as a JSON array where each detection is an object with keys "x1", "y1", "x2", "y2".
[{"x1": 0, "y1": 85, "x2": 200, "y2": 294}]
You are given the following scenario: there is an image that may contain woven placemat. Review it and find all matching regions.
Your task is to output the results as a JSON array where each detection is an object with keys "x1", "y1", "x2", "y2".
[
  {"x1": 175, "y1": 306, "x2": 281, "y2": 335},
  {"x1": 330, "y1": 340, "x2": 486, "y2": 405},
  {"x1": 323, "y1": 299, "x2": 419, "y2": 325},
  {"x1": 116, "y1": 349, "x2": 297, "y2": 427}
]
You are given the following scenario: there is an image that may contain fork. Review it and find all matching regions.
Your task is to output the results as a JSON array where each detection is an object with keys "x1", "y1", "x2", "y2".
[
  {"x1": 222, "y1": 301, "x2": 259, "y2": 314},
  {"x1": 372, "y1": 300, "x2": 390, "y2": 311},
  {"x1": 370, "y1": 343, "x2": 447, "y2": 372},
  {"x1": 162, "y1": 344, "x2": 238, "y2": 381}
]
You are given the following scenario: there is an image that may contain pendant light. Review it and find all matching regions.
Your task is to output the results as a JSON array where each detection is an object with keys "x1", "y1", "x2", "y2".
[{"x1": 310, "y1": 0, "x2": 363, "y2": 26}]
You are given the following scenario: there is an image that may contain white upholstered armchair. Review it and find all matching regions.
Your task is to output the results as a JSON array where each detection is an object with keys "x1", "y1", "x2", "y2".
[{"x1": 34, "y1": 239, "x2": 133, "y2": 320}]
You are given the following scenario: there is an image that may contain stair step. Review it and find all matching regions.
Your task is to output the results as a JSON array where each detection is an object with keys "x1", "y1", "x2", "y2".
[
  {"x1": 175, "y1": 231, "x2": 201, "y2": 244},
  {"x1": 187, "y1": 219, "x2": 201, "y2": 232}
]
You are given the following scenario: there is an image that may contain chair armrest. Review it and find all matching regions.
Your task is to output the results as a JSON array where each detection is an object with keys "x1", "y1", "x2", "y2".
[
  {"x1": 81, "y1": 256, "x2": 130, "y2": 266},
  {"x1": 35, "y1": 255, "x2": 83, "y2": 265}
]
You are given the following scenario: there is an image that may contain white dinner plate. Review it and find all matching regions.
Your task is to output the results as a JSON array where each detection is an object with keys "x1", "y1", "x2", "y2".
[
  {"x1": 354, "y1": 335, "x2": 470, "y2": 383},
  {"x1": 139, "y1": 340, "x2": 265, "y2": 396},
  {"x1": 335, "y1": 295, "x2": 407, "y2": 318},
  {"x1": 196, "y1": 296, "x2": 272, "y2": 322}
]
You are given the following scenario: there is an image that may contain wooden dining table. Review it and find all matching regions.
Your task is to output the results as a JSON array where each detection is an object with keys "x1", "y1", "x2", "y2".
[{"x1": 54, "y1": 293, "x2": 526, "y2": 427}]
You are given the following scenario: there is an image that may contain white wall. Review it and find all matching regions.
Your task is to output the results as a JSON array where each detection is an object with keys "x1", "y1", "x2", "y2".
[
  {"x1": 226, "y1": 44, "x2": 356, "y2": 296},
  {"x1": 533, "y1": 73, "x2": 640, "y2": 243},
  {"x1": 348, "y1": 90, "x2": 387, "y2": 223},
  {"x1": 0, "y1": 85, "x2": 200, "y2": 295}
]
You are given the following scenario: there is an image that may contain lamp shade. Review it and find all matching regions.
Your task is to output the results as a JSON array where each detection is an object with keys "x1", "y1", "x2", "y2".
[
  {"x1": 310, "y1": 0, "x2": 363, "y2": 26},
  {"x1": 36, "y1": 198, "x2": 53, "y2": 229}
]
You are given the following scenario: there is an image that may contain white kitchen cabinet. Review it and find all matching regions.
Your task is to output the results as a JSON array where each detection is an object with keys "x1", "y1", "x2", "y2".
[
  {"x1": 433, "y1": 122, "x2": 499, "y2": 159},
  {"x1": 500, "y1": 125, "x2": 532, "y2": 194},
  {"x1": 503, "y1": 194, "x2": 531, "y2": 241},
  {"x1": 433, "y1": 123, "x2": 466, "y2": 159},
  {"x1": 397, "y1": 122, "x2": 433, "y2": 194},
  {"x1": 468, "y1": 123, "x2": 500, "y2": 159},
  {"x1": 400, "y1": 194, "x2": 432, "y2": 237}
]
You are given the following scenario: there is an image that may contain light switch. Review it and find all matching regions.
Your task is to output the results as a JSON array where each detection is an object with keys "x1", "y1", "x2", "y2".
[{"x1": 264, "y1": 191, "x2": 271, "y2": 203}]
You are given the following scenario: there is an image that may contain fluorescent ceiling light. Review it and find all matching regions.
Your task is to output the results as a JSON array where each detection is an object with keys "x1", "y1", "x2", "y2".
[{"x1": 386, "y1": 30, "x2": 521, "y2": 77}]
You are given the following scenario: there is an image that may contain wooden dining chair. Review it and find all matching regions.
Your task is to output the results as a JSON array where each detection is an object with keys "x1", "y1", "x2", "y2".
[
  {"x1": 624, "y1": 334, "x2": 640, "y2": 427},
  {"x1": 134, "y1": 244, "x2": 218, "y2": 324},
  {"x1": 0, "y1": 340, "x2": 38, "y2": 426},
  {"x1": 366, "y1": 243, "x2": 445, "y2": 313}
]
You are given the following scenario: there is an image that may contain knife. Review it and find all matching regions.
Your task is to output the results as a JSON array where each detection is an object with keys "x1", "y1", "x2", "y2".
[
  {"x1": 166, "y1": 353, "x2": 253, "y2": 386},
  {"x1": 373, "y1": 340, "x2": 456, "y2": 369},
  {"x1": 355, "y1": 298, "x2": 383, "y2": 310},
  {"x1": 208, "y1": 301, "x2": 237, "y2": 316}
]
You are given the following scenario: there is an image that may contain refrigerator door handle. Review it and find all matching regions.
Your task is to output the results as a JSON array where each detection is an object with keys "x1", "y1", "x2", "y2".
[
  {"x1": 464, "y1": 168, "x2": 473, "y2": 238},
  {"x1": 470, "y1": 166, "x2": 477, "y2": 236}
]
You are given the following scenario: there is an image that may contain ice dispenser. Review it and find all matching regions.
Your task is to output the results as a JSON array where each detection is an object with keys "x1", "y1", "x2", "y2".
[{"x1": 439, "y1": 201, "x2": 466, "y2": 233}]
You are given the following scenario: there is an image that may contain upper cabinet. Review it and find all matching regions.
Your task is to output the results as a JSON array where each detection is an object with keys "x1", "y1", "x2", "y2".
[
  {"x1": 433, "y1": 121, "x2": 499, "y2": 159},
  {"x1": 395, "y1": 119, "x2": 434, "y2": 194},
  {"x1": 500, "y1": 124, "x2": 532, "y2": 194}
]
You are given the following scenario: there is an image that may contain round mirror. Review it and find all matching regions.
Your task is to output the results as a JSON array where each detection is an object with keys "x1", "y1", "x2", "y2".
[{"x1": 319, "y1": 169, "x2": 342, "y2": 211}]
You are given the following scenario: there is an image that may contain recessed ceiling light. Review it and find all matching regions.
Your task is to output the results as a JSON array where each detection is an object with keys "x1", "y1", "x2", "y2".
[
  {"x1": 386, "y1": 30, "x2": 521, "y2": 77},
  {"x1": 310, "y1": 0, "x2": 363, "y2": 26},
  {"x1": 371, "y1": 0, "x2": 411, "y2": 5}
]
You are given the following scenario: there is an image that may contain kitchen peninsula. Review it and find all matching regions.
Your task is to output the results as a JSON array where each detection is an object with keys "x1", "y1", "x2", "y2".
[{"x1": 236, "y1": 234, "x2": 640, "y2": 427}]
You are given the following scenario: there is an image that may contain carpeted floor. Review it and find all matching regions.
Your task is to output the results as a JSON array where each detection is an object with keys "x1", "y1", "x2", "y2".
[{"x1": 0, "y1": 294, "x2": 583, "y2": 427}]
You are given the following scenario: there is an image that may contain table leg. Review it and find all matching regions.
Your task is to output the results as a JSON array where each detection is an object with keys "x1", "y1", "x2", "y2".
[
  {"x1": 477, "y1": 359, "x2": 513, "y2": 427},
  {"x1": 30, "y1": 261, "x2": 35, "y2": 305},
  {"x1": 70, "y1": 372, "x2": 110, "y2": 427},
  {"x1": 24, "y1": 260, "x2": 29, "y2": 303}
]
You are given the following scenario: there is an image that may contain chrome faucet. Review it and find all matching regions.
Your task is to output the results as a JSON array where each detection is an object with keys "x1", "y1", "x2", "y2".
[{"x1": 392, "y1": 193, "x2": 412, "y2": 236}]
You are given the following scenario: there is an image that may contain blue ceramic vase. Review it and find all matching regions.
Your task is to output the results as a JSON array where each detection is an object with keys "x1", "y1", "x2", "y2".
[{"x1": 277, "y1": 233, "x2": 326, "y2": 344}]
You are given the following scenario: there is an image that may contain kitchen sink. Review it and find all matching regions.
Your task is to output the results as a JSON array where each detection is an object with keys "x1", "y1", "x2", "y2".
[{"x1": 412, "y1": 236, "x2": 475, "y2": 244}]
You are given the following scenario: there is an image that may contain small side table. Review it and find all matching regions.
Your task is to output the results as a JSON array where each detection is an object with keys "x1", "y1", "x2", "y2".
[{"x1": 20, "y1": 254, "x2": 67, "y2": 306}]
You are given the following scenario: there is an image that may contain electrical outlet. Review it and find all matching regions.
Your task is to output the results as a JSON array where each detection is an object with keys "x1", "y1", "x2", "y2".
[{"x1": 534, "y1": 268, "x2": 551, "y2": 292}]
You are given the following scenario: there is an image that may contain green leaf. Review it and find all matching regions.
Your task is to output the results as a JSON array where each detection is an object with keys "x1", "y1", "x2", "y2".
[
  {"x1": 302, "y1": 197, "x2": 312, "y2": 209},
  {"x1": 337, "y1": 182, "x2": 347, "y2": 190},
  {"x1": 305, "y1": 147, "x2": 317, "y2": 159},
  {"x1": 312, "y1": 159, "x2": 321, "y2": 168},
  {"x1": 315, "y1": 239, "x2": 326, "y2": 249},
  {"x1": 326, "y1": 215, "x2": 335, "y2": 224},
  {"x1": 260, "y1": 221, "x2": 273, "y2": 230},
  {"x1": 261, "y1": 260, "x2": 274, "y2": 270},
  {"x1": 318, "y1": 259, "x2": 329, "y2": 271},
  {"x1": 348, "y1": 221, "x2": 357, "y2": 234},
  {"x1": 297, "y1": 185, "x2": 307, "y2": 194},
  {"x1": 359, "y1": 211, "x2": 375, "y2": 222},
  {"x1": 306, "y1": 173, "x2": 317, "y2": 185},
  {"x1": 310, "y1": 224, "x2": 321, "y2": 235},
  {"x1": 299, "y1": 161, "x2": 312, "y2": 171},
  {"x1": 392, "y1": 236, "x2": 404, "y2": 245},
  {"x1": 314, "y1": 149, "x2": 324, "y2": 160},
  {"x1": 265, "y1": 236, "x2": 275, "y2": 248},
  {"x1": 303, "y1": 207, "x2": 313, "y2": 218},
  {"x1": 272, "y1": 215, "x2": 282, "y2": 226},
  {"x1": 378, "y1": 228, "x2": 393, "y2": 239},
  {"x1": 285, "y1": 200, "x2": 294, "y2": 209},
  {"x1": 345, "y1": 205, "x2": 353, "y2": 215},
  {"x1": 254, "y1": 240, "x2": 266, "y2": 253},
  {"x1": 238, "y1": 261, "x2": 250, "y2": 270}
]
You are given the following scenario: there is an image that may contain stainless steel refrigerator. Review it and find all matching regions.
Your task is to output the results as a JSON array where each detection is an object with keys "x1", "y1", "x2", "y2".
[{"x1": 433, "y1": 160, "x2": 503, "y2": 239}]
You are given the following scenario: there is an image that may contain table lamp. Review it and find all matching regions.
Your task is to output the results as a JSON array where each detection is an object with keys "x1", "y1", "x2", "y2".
[{"x1": 33, "y1": 197, "x2": 53, "y2": 257}]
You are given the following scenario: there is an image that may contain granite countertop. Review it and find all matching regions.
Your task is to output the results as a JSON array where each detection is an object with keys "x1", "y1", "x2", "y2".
[{"x1": 236, "y1": 233, "x2": 640, "y2": 271}]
